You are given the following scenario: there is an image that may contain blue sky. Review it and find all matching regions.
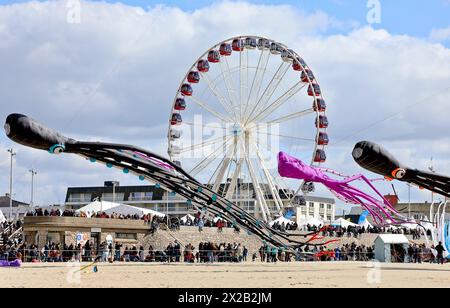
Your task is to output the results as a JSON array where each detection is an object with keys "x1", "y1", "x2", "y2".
[{"x1": 3, "y1": 0, "x2": 450, "y2": 40}]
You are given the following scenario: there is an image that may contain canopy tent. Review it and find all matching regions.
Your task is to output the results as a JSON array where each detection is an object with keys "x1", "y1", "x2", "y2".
[
  {"x1": 213, "y1": 216, "x2": 228, "y2": 223},
  {"x1": 400, "y1": 220, "x2": 420, "y2": 230},
  {"x1": 420, "y1": 221, "x2": 434, "y2": 231},
  {"x1": 269, "y1": 216, "x2": 295, "y2": 227},
  {"x1": 0, "y1": 209, "x2": 6, "y2": 224},
  {"x1": 299, "y1": 217, "x2": 324, "y2": 227},
  {"x1": 180, "y1": 214, "x2": 195, "y2": 224},
  {"x1": 76, "y1": 201, "x2": 122, "y2": 217},
  {"x1": 103, "y1": 204, "x2": 165, "y2": 218},
  {"x1": 331, "y1": 218, "x2": 357, "y2": 228},
  {"x1": 76, "y1": 201, "x2": 164, "y2": 218}
]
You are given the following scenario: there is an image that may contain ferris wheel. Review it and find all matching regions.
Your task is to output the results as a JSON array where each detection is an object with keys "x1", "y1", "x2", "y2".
[{"x1": 167, "y1": 35, "x2": 329, "y2": 222}]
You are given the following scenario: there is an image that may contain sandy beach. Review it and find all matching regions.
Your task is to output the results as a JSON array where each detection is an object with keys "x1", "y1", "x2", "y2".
[{"x1": 1, "y1": 261, "x2": 449, "y2": 288}]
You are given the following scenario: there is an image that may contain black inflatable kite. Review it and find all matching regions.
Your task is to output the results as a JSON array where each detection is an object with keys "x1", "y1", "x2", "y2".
[
  {"x1": 4, "y1": 113, "x2": 330, "y2": 249},
  {"x1": 353, "y1": 141, "x2": 450, "y2": 198}
]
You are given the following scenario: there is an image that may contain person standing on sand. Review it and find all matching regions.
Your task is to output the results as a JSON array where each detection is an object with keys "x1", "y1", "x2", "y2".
[
  {"x1": 435, "y1": 242, "x2": 446, "y2": 265},
  {"x1": 243, "y1": 246, "x2": 248, "y2": 262}
]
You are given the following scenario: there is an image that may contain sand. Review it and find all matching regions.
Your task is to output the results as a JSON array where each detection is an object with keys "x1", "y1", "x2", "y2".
[{"x1": 0, "y1": 261, "x2": 449, "y2": 288}]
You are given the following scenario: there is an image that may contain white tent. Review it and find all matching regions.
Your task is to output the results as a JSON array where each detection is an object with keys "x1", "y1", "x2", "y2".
[
  {"x1": 76, "y1": 201, "x2": 122, "y2": 217},
  {"x1": 0, "y1": 209, "x2": 6, "y2": 224},
  {"x1": 400, "y1": 220, "x2": 420, "y2": 230},
  {"x1": 269, "y1": 216, "x2": 294, "y2": 227},
  {"x1": 299, "y1": 217, "x2": 324, "y2": 227},
  {"x1": 374, "y1": 234, "x2": 409, "y2": 263},
  {"x1": 76, "y1": 201, "x2": 165, "y2": 218},
  {"x1": 180, "y1": 214, "x2": 195, "y2": 224},
  {"x1": 103, "y1": 204, "x2": 165, "y2": 218},
  {"x1": 213, "y1": 216, "x2": 228, "y2": 223},
  {"x1": 331, "y1": 218, "x2": 357, "y2": 228}
]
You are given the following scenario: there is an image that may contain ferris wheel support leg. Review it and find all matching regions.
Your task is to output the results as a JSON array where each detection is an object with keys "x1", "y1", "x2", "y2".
[
  {"x1": 253, "y1": 142, "x2": 283, "y2": 215},
  {"x1": 225, "y1": 158, "x2": 244, "y2": 200},
  {"x1": 244, "y1": 147, "x2": 271, "y2": 222}
]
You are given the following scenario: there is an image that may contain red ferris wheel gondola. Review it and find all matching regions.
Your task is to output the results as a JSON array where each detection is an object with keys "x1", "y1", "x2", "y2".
[
  {"x1": 208, "y1": 50, "x2": 220, "y2": 63},
  {"x1": 171, "y1": 113, "x2": 183, "y2": 125},
  {"x1": 232, "y1": 39, "x2": 243, "y2": 51},
  {"x1": 308, "y1": 84, "x2": 321, "y2": 97},
  {"x1": 219, "y1": 43, "x2": 232, "y2": 56},
  {"x1": 293, "y1": 57, "x2": 307, "y2": 71},
  {"x1": 317, "y1": 132, "x2": 329, "y2": 146},
  {"x1": 316, "y1": 115, "x2": 329, "y2": 129},
  {"x1": 174, "y1": 98, "x2": 186, "y2": 111},
  {"x1": 314, "y1": 149, "x2": 327, "y2": 163},
  {"x1": 301, "y1": 69, "x2": 315, "y2": 82},
  {"x1": 313, "y1": 98, "x2": 326, "y2": 112},
  {"x1": 180, "y1": 84, "x2": 193, "y2": 96},
  {"x1": 187, "y1": 71, "x2": 200, "y2": 83},
  {"x1": 197, "y1": 60, "x2": 210, "y2": 73}
]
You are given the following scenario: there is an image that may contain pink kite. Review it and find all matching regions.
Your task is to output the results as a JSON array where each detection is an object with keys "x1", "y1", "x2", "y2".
[{"x1": 278, "y1": 152, "x2": 405, "y2": 226}]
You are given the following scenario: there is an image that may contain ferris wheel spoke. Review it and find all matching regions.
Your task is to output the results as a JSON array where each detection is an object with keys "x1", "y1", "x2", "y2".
[
  {"x1": 190, "y1": 136, "x2": 233, "y2": 176},
  {"x1": 178, "y1": 134, "x2": 232, "y2": 154},
  {"x1": 183, "y1": 122, "x2": 225, "y2": 130},
  {"x1": 207, "y1": 148, "x2": 231, "y2": 187},
  {"x1": 220, "y1": 57, "x2": 240, "y2": 111},
  {"x1": 252, "y1": 141, "x2": 284, "y2": 214},
  {"x1": 255, "y1": 130, "x2": 316, "y2": 142},
  {"x1": 244, "y1": 49, "x2": 270, "y2": 120},
  {"x1": 190, "y1": 95, "x2": 231, "y2": 123},
  {"x1": 244, "y1": 62, "x2": 290, "y2": 126},
  {"x1": 225, "y1": 157, "x2": 244, "y2": 200},
  {"x1": 200, "y1": 73, "x2": 237, "y2": 120},
  {"x1": 239, "y1": 49, "x2": 249, "y2": 122},
  {"x1": 254, "y1": 137, "x2": 298, "y2": 206},
  {"x1": 212, "y1": 141, "x2": 237, "y2": 192},
  {"x1": 266, "y1": 107, "x2": 314, "y2": 124},
  {"x1": 250, "y1": 82, "x2": 308, "y2": 124}
]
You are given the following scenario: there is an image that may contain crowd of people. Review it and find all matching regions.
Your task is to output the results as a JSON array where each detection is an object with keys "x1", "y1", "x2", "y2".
[
  {"x1": 26, "y1": 208, "x2": 152, "y2": 221},
  {"x1": 305, "y1": 224, "x2": 429, "y2": 239},
  {"x1": 270, "y1": 221, "x2": 298, "y2": 232},
  {"x1": 1, "y1": 220, "x2": 23, "y2": 249},
  {"x1": 1, "y1": 237, "x2": 447, "y2": 264},
  {"x1": 1, "y1": 212, "x2": 447, "y2": 265},
  {"x1": 2, "y1": 240, "x2": 250, "y2": 264}
]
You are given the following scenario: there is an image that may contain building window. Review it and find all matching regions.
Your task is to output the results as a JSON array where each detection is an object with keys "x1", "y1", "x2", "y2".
[
  {"x1": 320, "y1": 203, "x2": 324, "y2": 209},
  {"x1": 309, "y1": 202, "x2": 314, "y2": 209},
  {"x1": 129, "y1": 192, "x2": 153, "y2": 201},
  {"x1": 327, "y1": 204, "x2": 333, "y2": 210},
  {"x1": 102, "y1": 193, "x2": 124, "y2": 202},
  {"x1": 68, "y1": 193, "x2": 91, "y2": 203}
]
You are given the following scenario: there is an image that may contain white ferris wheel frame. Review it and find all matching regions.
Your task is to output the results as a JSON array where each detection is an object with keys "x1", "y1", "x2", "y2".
[{"x1": 166, "y1": 35, "x2": 328, "y2": 222}]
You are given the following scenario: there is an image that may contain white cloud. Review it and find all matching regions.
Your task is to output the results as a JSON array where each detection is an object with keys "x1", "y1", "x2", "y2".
[
  {"x1": 430, "y1": 26, "x2": 450, "y2": 42},
  {"x1": 0, "y1": 1, "x2": 449, "y2": 209}
]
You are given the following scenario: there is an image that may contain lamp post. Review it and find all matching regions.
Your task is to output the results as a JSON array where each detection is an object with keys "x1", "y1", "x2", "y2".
[
  {"x1": 7, "y1": 148, "x2": 16, "y2": 221},
  {"x1": 408, "y1": 183, "x2": 411, "y2": 219},
  {"x1": 112, "y1": 182, "x2": 116, "y2": 204},
  {"x1": 29, "y1": 169, "x2": 37, "y2": 207}
]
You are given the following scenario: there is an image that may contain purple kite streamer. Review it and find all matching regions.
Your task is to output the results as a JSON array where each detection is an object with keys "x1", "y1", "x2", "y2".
[{"x1": 278, "y1": 152, "x2": 406, "y2": 226}]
